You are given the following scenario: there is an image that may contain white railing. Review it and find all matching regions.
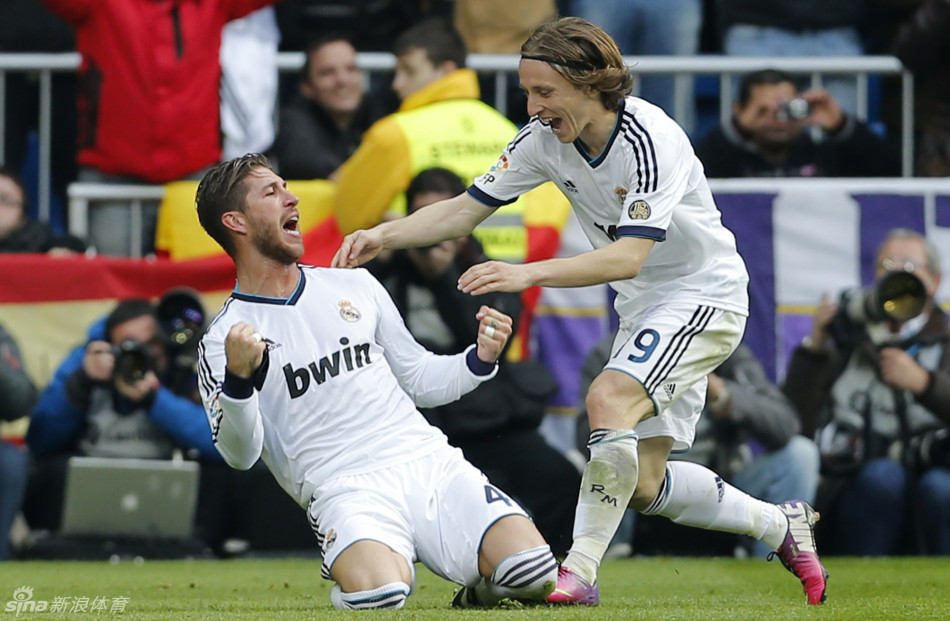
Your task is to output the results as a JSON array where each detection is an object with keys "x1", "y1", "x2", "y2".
[
  {"x1": 67, "y1": 183, "x2": 166, "y2": 259},
  {"x1": 1, "y1": 52, "x2": 914, "y2": 226}
]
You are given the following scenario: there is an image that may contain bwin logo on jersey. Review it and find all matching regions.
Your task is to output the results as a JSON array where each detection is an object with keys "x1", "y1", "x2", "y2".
[
  {"x1": 628, "y1": 199, "x2": 651, "y2": 220},
  {"x1": 283, "y1": 337, "x2": 372, "y2": 398}
]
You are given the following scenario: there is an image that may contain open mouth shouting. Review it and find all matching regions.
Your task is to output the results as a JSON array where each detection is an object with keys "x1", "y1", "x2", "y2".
[{"x1": 282, "y1": 212, "x2": 301, "y2": 238}]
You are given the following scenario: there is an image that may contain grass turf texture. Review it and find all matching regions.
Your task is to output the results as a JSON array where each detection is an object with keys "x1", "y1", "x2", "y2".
[{"x1": 1, "y1": 557, "x2": 947, "y2": 620}]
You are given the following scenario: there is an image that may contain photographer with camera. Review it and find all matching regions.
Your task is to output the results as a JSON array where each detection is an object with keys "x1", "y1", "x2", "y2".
[
  {"x1": 695, "y1": 69, "x2": 899, "y2": 178},
  {"x1": 783, "y1": 228, "x2": 950, "y2": 555},
  {"x1": 23, "y1": 294, "x2": 221, "y2": 535}
]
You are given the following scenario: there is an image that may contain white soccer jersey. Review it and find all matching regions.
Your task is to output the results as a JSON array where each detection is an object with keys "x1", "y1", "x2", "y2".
[
  {"x1": 470, "y1": 96, "x2": 749, "y2": 319},
  {"x1": 197, "y1": 266, "x2": 496, "y2": 507}
]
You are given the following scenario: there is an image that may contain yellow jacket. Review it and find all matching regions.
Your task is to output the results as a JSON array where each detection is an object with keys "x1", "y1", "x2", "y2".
[{"x1": 334, "y1": 69, "x2": 521, "y2": 236}]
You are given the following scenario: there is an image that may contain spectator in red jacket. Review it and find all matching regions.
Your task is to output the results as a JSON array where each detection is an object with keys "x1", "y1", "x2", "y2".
[{"x1": 42, "y1": 0, "x2": 279, "y2": 257}]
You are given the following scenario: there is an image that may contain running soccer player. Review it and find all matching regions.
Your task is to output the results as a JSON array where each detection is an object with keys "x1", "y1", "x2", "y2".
[
  {"x1": 193, "y1": 154, "x2": 557, "y2": 610},
  {"x1": 333, "y1": 16, "x2": 828, "y2": 607}
]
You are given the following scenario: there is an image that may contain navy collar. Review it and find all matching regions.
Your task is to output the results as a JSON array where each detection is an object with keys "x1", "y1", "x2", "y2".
[
  {"x1": 232, "y1": 268, "x2": 306, "y2": 305},
  {"x1": 573, "y1": 99, "x2": 624, "y2": 169}
]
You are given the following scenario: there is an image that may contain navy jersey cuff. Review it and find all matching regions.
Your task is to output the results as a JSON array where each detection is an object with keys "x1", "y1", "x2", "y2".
[
  {"x1": 466, "y1": 348, "x2": 497, "y2": 376},
  {"x1": 223, "y1": 369, "x2": 255, "y2": 399},
  {"x1": 467, "y1": 185, "x2": 514, "y2": 208},
  {"x1": 616, "y1": 225, "x2": 666, "y2": 241}
]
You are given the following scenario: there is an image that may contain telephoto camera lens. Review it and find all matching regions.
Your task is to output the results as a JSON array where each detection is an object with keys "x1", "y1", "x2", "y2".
[
  {"x1": 846, "y1": 270, "x2": 927, "y2": 324},
  {"x1": 157, "y1": 288, "x2": 205, "y2": 348}
]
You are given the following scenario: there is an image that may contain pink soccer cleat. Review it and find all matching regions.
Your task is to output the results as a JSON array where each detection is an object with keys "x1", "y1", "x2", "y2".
[
  {"x1": 769, "y1": 499, "x2": 829, "y2": 605},
  {"x1": 545, "y1": 566, "x2": 599, "y2": 606}
]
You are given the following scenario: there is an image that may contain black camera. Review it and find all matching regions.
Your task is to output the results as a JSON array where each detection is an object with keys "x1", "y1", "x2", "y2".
[
  {"x1": 157, "y1": 288, "x2": 205, "y2": 350},
  {"x1": 155, "y1": 288, "x2": 207, "y2": 397},
  {"x1": 843, "y1": 270, "x2": 926, "y2": 324},
  {"x1": 113, "y1": 339, "x2": 153, "y2": 384},
  {"x1": 904, "y1": 428, "x2": 950, "y2": 470},
  {"x1": 830, "y1": 270, "x2": 927, "y2": 347},
  {"x1": 775, "y1": 97, "x2": 811, "y2": 122}
]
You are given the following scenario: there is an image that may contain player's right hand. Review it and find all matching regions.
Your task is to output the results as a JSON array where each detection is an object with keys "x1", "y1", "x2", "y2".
[
  {"x1": 332, "y1": 229, "x2": 384, "y2": 268},
  {"x1": 475, "y1": 306, "x2": 513, "y2": 364},
  {"x1": 225, "y1": 322, "x2": 266, "y2": 379}
]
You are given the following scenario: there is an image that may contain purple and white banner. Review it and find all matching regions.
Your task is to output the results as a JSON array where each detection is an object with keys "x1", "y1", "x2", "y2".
[
  {"x1": 713, "y1": 178, "x2": 950, "y2": 381},
  {"x1": 535, "y1": 178, "x2": 950, "y2": 428}
]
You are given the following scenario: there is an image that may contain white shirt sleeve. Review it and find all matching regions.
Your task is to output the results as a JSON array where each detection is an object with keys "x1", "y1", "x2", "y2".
[
  {"x1": 469, "y1": 120, "x2": 550, "y2": 207},
  {"x1": 366, "y1": 272, "x2": 497, "y2": 407},
  {"x1": 197, "y1": 335, "x2": 264, "y2": 470}
]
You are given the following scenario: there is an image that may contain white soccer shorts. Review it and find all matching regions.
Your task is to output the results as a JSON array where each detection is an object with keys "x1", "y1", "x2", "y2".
[
  {"x1": 308, "y1": 442, "x2": 529, "y2": 587},
  {"x1": 604, "y1": 303, "x2": 746, "y2": 452}
]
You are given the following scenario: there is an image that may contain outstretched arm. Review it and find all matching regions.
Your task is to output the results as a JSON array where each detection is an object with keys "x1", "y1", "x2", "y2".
[
  {"x1": 367, "y1": 271, "x2": 507, "y2": 407},
  {"x1": 458, "y1": 236, "x2": 655, "y2": 294},
  {"x1": 332, "y1": 192, "x2": 495, "y2": 268}
]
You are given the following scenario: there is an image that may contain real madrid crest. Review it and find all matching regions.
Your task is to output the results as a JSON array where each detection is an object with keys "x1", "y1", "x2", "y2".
[
  {"x1": 614, "y1": 186, "x2": 628, "y2": 204},
  {"x1": 339, "y1": 300, "x2": 361, "y2": 322},
  {"x1": 628, "y1": 199, "x2": 651, "y2": 220}
]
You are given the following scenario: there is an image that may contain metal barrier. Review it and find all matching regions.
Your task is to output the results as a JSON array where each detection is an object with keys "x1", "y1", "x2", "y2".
[
  {"x1": 67, "y1": 183, "x2": 165, "y2": 259},
  {"x1": 1, "y1": 52, "x2": 914, "y2": 227}
]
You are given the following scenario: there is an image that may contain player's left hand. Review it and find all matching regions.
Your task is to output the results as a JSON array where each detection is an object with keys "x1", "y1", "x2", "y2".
[
  {"x1": 458, "y1": 260, "x2": 532, "y2": 295},
  {"x1": 879, "y1": 346, "x2": 930, "y2": 394},
  {"x1": 475, "y1": 306, "x2": 513, "y2": 363}
]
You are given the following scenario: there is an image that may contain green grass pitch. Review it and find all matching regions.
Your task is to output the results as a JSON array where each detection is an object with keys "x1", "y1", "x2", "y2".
[{"x1": 1, "y1": 556, "x2": 948, "y2": 620}]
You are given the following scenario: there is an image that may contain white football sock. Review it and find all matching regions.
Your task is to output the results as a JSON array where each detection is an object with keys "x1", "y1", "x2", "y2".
[
  {"x1": 329, "y1": 582, "x2": 410, "y2": 610},
  {"x1": 564, "y1": 429, "x2": 639, "y2": 585},
  {"x1": 485, "y1": 545, "x2": 558, "y2": 602},
  {"x1": 643, "y1": 461, "x2": 787, "y2": 548}
]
